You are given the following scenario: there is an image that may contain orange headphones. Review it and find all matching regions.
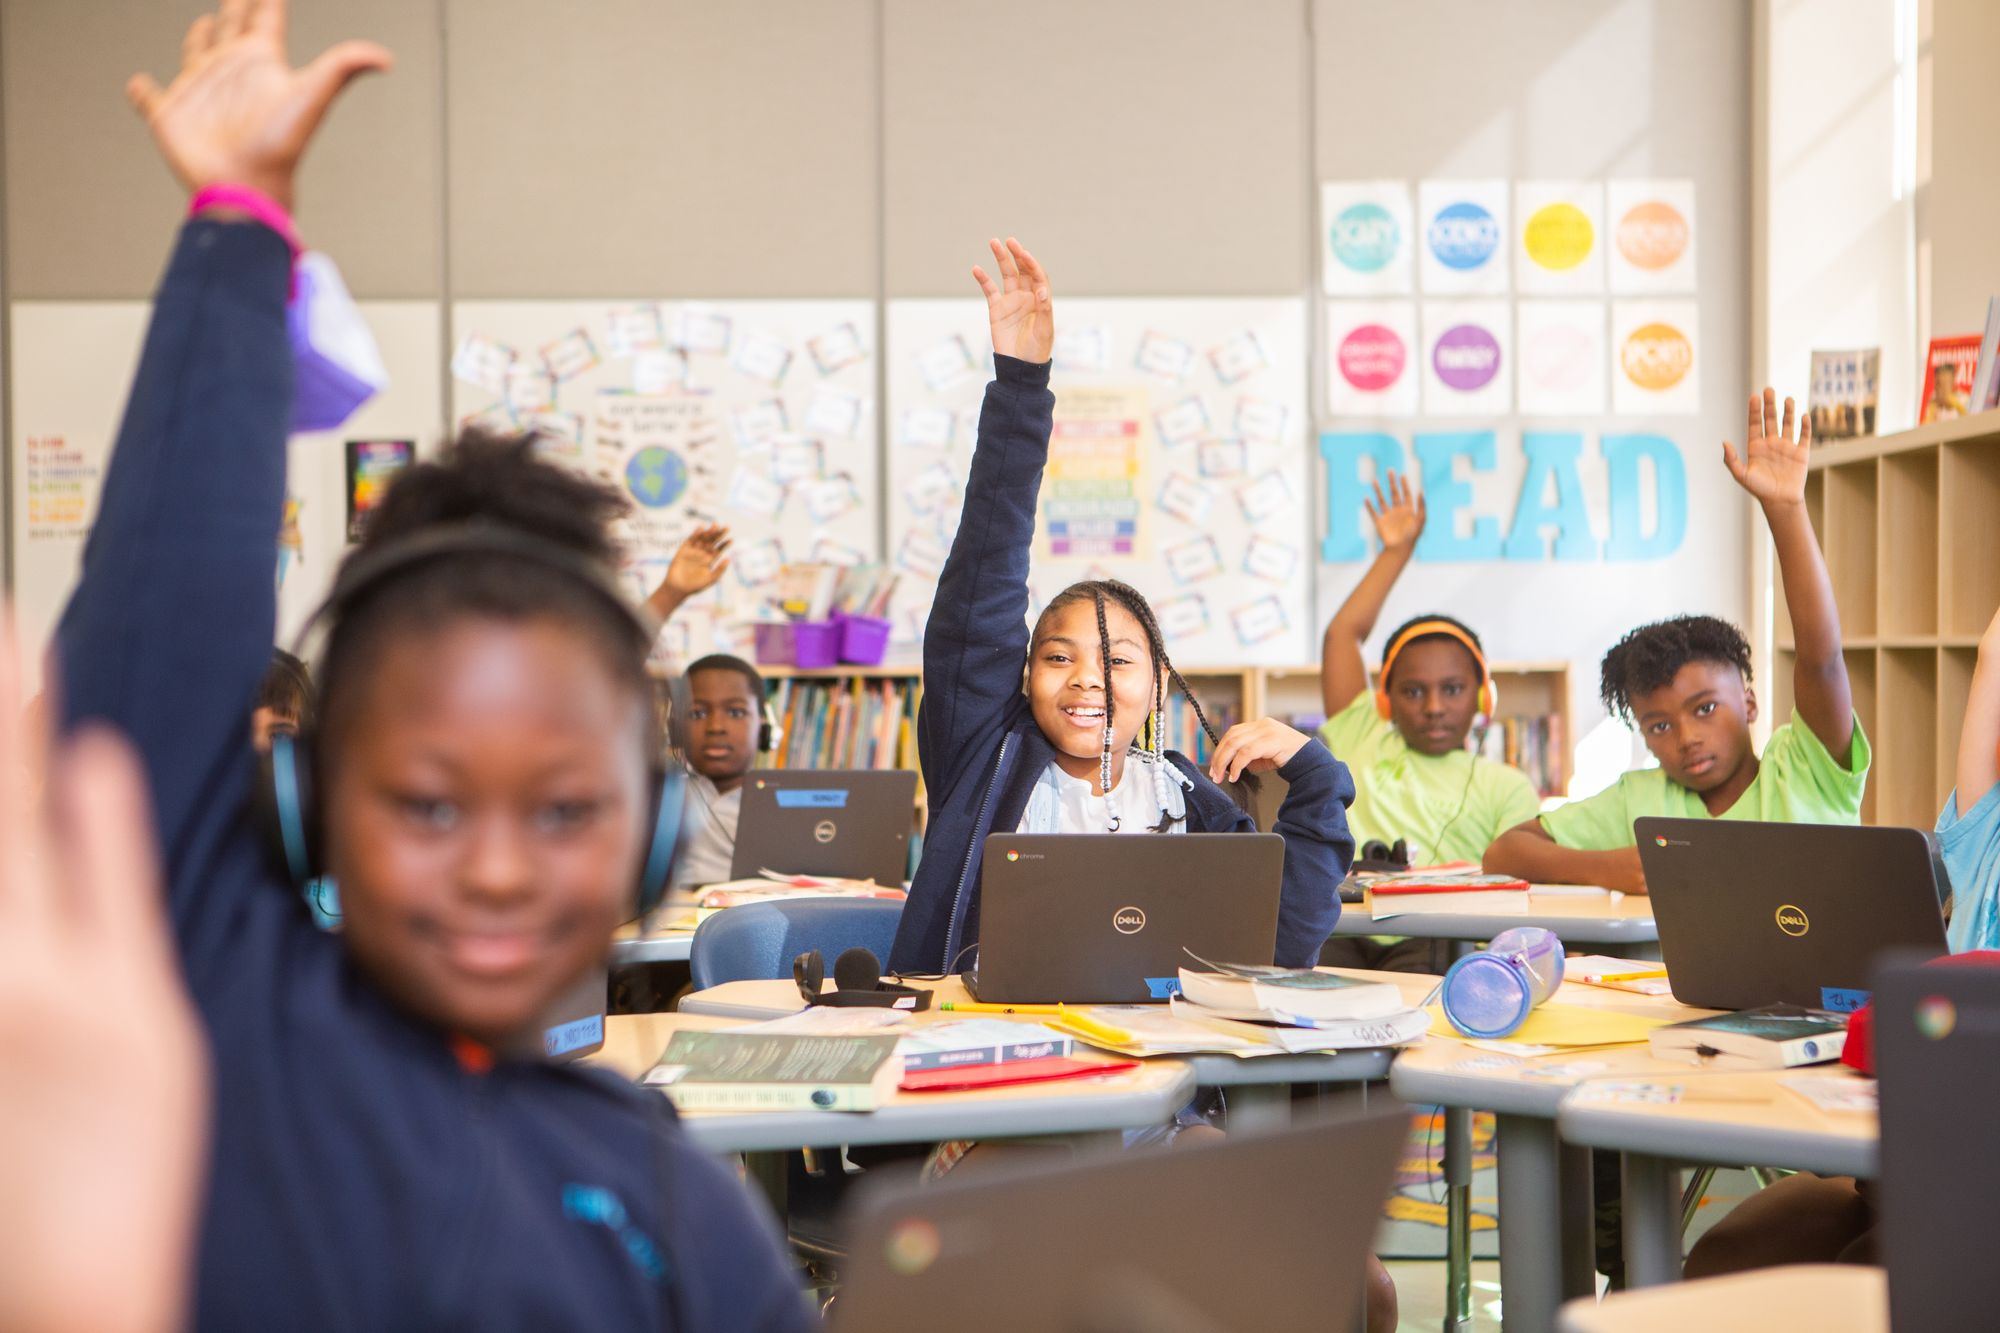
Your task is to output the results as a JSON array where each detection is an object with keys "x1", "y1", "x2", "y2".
[{"x1": 1375, "y1": 617, "x2": 1496, "y2": 721}]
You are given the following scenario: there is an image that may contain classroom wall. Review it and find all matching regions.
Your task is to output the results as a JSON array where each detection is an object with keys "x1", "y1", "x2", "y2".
[
  {"x1": 1923, "y1": 0, "x2": 2000, "y2": 341},
  {"x1": 2, "y1": 1, "x2": 1755, "y2": 745}
]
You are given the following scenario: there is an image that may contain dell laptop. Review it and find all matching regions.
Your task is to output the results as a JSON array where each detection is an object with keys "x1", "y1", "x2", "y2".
[
  {"x1": 1874, "y1": 953, "x2": 2000, "y2": 1333},
  {"x1": 965, "y1": 832, "x2": 1285, "y2": 1003},
  {"x1": 1635, "y1": 817, "x2": 1949, "y2": 1011},
  {"x1": 835, "y1": 1097, "x2": 1408, "y2": 1331},
  {"x1": 730, "y1": 769, "x2": 919, "y2": 884}
]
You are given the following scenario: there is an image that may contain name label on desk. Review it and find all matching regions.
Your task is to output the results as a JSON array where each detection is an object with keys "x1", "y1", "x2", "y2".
[
  {"x1": 776, "y1": 789, "x2": 849, "y2": 808},
  {"x1": 544, "y1": 1014, "x2": 605, "y2": 1057},
  {"x1": 1820, "y1": 986, "x2": 1871, "y2": 1013},
  {"x1": 1144, "y1": 977, "x2": 1183, "y2": 999}
]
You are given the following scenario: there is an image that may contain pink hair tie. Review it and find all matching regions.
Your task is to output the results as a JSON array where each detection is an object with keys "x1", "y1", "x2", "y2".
[{"x1": 188, "y1": 183, "x2": 302, "y2": 297}]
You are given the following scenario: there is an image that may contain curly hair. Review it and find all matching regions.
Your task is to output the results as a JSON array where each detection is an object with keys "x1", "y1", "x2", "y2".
[
  {"x1": 1599, "y1": 614, "x2": 1753, "y2": 725},
  {"x1": 315, "y1": 429, "x2": 644, "y2": 752}
]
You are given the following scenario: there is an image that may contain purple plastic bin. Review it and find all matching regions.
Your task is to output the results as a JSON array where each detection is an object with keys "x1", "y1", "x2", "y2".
[
  {"x1": 752, "y1": 622, "x2": 796, "y2": 667},
  {"x1": 792, "y1": 620, "x2": 841, "y2": 669},
  {"x1": 837, "y1": 613, "x2": 893, "y2": 666}
]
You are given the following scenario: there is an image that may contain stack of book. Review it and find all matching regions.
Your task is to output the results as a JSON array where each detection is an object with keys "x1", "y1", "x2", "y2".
[
  {"x1": 766, "y1": 677, "x2": 921, "y2": 771},
  {"x1": 1038, "y1": 964, "x2": 1429, "y2": 1058}
]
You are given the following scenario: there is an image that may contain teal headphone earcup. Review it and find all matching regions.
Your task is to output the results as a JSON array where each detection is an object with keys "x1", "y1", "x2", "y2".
[
  {"x1": 636, "y1": 765, "x2": 687, "y2": 919},
  {"x1": 261, "y1": 731, "x2": 320, "y2": 888}
]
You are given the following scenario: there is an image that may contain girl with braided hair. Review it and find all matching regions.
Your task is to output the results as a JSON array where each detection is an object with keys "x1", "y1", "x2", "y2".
[{"x1": 886, "y1": 237, "x2": 1356, "y2": 977}]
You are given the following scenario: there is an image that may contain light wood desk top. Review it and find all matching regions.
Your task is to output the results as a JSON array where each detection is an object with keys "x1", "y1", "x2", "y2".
[
  {"x1": 1557, "y1": 1264, "x2": 1886, "y2": 1332},
  {"x1": 590, "y1": 1011, "x2": 1195, "y2": 1153}
]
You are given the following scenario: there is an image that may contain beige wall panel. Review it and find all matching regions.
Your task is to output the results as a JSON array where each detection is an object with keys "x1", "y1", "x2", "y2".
[
  {"x1": 882, "y1": 0, "x2": 1308, "y2": 297},
  {"x1": 1928, "y1": 0, "x2": 2000, "y2": 337},
  {"x1": 444, "y1": 0, "x2": 877, "y2": 298}
]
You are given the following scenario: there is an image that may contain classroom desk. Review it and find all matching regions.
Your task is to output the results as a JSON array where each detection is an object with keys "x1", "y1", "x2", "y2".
[
  {"x1": 591, "y1": 1011, "x2": 1196, "y2": 1154},
  {"x1": 1335, "y1": 886, "x2": 1660, "y2": 949},
  {"x1": 1556, "y1": 1264, "x2": 1886, "y2": 1332},
  {"x1": 609, "y1": 926, "x2": 694, "y2": 966},
  {"x1": 677, "y1": 968, "x2": 1435, "y2": 1129},
  {"x1": 1389, "y1": 979, "x2": 1718, "y2": 1333},
  {"x1": 1557, "y1": 1064, "x2": 1877, "y2": 1288}
]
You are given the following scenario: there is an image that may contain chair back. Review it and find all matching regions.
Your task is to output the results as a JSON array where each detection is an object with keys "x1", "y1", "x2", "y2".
[{"x1": 689, "y1": 897, "x2": 906, "y2": 991}]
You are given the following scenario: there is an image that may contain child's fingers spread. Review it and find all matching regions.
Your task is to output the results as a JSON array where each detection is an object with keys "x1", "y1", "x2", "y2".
[
  {"x1": 1798, "y1": 412, "x2": 1812, "y2": 448},
  {"x1": 54, "y1": 729, "x2": 162, "y2": 936},
  {"x1": 971, "y1": 265, "x2": 999, "y2": 300},
  {"x1": 1781, "y1": 395, "x2": 1795, "y2": 440},
  {"x1": 183, "y1": 13, "x2": 216, "y2": 68},
  {"x1": 1763, "y1": 387, "x2": 1779, "y2": 436},
  {"x1": 1747, "y1": 393, "x2": 1763, "y2": 442}
]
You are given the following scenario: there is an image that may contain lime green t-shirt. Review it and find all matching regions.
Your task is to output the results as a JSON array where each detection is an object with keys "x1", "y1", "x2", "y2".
[
  {"x1": 1316, "y1": 689, "x2": 1544, "y2": 864},
  {"x1": 1538, "y1": 714, "x2": 1872, "y2": 850}
]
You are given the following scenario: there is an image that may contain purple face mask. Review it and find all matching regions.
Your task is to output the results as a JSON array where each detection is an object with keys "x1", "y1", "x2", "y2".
[{"x1": 287, "y1": 251, "x2": 387, "y2": 433}]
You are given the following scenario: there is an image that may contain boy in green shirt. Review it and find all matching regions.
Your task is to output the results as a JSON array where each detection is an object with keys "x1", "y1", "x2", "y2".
[
  {"x1": 1317, "y1": 471, "x2": 1542, "y2": 969},
  {"x1": 1485, "y1": 389, "x2": 1869, "y2": 893}
]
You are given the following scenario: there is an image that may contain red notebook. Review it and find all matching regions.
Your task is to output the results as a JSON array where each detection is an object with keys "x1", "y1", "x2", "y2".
[{"x1": 898, "y1": 1056, "x2": 1139, "y2": 1094}]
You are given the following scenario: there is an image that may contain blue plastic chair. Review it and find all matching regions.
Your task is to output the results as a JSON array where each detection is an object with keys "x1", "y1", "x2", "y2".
[{"x1": 688, "y1": 898, "x2": 906, "y2": 991}]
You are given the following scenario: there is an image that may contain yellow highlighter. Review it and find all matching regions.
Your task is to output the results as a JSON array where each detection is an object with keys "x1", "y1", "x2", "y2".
[
  {"x1": 1050, "y1": 1011, "x2": 1138, "y2": 1047},
  {"x1": 937, "y1": 1001, "x2": 1069, "y2": 1016}
]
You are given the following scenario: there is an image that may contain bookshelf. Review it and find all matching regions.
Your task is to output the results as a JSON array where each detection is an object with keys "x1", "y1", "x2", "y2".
[
  {"x1": 755, "y1": 659, "x2": 1575, "y2": 802},
  {"x1": 1773, "y1": 411, "x2": 2000, "y2": 826}
]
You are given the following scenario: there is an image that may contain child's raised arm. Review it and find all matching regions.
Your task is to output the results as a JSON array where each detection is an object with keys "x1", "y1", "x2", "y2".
[
  {"x1": 1321, "y1": 470, "x2": 1425, "y2": 715},
  {"x1": 57, "y1": 0, "x2": 388, "y2": 925},
  {"x1": 917, "y1": 238, "x2": 1057, "y2": 775},
  {"x1": 1726, "y1": 388, "x2": 1855, "y2": 763},
  {"x1": 1956, "y1": 607, "x2": 2000, "y2": 807},
  {"x1": 644, "y1": 523, "x2": 732, "y2": 625}
]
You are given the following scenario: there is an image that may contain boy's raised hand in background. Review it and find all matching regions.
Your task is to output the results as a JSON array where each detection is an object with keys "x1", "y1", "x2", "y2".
[
  {"x1": 1723, "y1": 387, "x2": 1811, "y2": 510},
  {"x1": 972, "y1": 237, "x2": 1054, "y2": 363},
  {"x1": 646, "y1": 523, "x2": 733, "y2": 623},
  {"x1": 1366, "y1": 469, "x2": 1426, "y2": 553},
  {"x1": 126, "y1": 0, "x2": 392, "y2": 208}
]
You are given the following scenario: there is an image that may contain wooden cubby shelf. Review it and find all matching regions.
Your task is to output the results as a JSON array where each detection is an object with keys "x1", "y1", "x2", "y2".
[{"x1": 1786, "y1": 409, "x2": 2000, "y2": 825}]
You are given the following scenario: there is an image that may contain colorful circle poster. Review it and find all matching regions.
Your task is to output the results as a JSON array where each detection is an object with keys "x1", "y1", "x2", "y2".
[
  {"x1": 1418, "y1": 179, "x2": 1510, "y2": 296},
  {"x1": 1607, "y1": 179, "x2": 1697, "y2": 294},
  {"x1": 1611, "y1": 299, "x2": 1700, "y2": 415},
  {"x1": 1325, "y1": 300, "x2": 1418, "y2": 416},
  {"x1": 1321, "y1": 180, "x2": 1414, "y2": 297},
  {"x1": 1515, "y1": 300, "x2": 1607, "y2": 416},
  {"x1": 1516, "y1": 181, "x2": 1606, "y2": 295},
  {"x1": 1420, "y1": 301, "x2": 1513, "y2": 416}
]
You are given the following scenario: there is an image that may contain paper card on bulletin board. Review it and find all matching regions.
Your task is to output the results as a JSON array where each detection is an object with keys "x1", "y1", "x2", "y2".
[
  {"x1": 1040, "y1": 385, "x2": 1152, "y2": 563},
  {"x1": 886, "y1": 298, "x2": 1310, "y2": 668},
  {"x1": 1321, "y1": 181, "x2": 1414, "y2": 297},
  {"x1": 451, "y1": 300, "x2": 877, "y2": 664},
  {"x1": 1611, "y1": 300, "x2": 1701, "y2": 415},
  {"x1": 1606, "y1": 180, "x2": 1697, "y2": 295},
  {"x1": 1418, "y1": 179, "x2": 1510, "y2": 297},
  {"x1": 7, "y1": 301, "x2": 443, "y2": 694},
  {"x1": 1516, "y1": 181, "x2": 1606, "y2": 296},
  {"x1": 1421, "y1": 300, "x2": 1513, "y2": 416},
  {"x1": 1326, "y1": 300, "x2": 1419, "y2": 417}
]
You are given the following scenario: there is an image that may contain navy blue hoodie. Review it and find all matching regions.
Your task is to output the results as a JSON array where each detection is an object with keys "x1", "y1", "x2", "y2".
[
  {"x1": 887, "y1": 355, "x2": 1355, "y2": 976},
  {"x1": 55, "y1": 221, "x2": 813, "y2": 1333}
]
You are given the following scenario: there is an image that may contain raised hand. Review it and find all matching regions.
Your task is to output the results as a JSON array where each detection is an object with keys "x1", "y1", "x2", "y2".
[
  {"x1": 660, "y1": 524, "x2": 732, "y2": 599},
  {"x1": 1723, "y1": 387, "x2": 1811, "y2": 510},
  {"x1": 1207, "y1": 717, "x2": 1312, "y2": 785},
  {"x1": 0, "y1": 618, "x2": 208, "y2": 1333},
  {"x1": 126, "y1": 0, "x2": 393, "y2": 209},
  {"x1": 1365, "y1": 470, "x2": 1426, "y2": 554},
  {"x1": 971, "y1": 237, "x2": 1054, "y2": 364}
]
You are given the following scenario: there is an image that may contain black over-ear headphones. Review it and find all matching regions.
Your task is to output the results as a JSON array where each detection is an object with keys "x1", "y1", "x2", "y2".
[
  {"x1": 793, "y1": 947, "x2": 934, "y2": 1010},
  {"x1": 256, "y1": 523, "x2": 689, "y2": 920}
]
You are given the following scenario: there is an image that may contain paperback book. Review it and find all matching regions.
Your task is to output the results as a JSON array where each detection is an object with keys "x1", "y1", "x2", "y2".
[
  {"x1": 1648, "y1": 1005, "x2": 1848, "y2": 1069},
  {"x1": 643, "y1": 1031, "x2": 901, "y2": 1111}
]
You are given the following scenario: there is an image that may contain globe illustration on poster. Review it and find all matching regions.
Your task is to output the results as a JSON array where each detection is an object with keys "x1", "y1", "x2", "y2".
[{"x1": 624, "y1": 445, "x2": 688, "y2": 509}]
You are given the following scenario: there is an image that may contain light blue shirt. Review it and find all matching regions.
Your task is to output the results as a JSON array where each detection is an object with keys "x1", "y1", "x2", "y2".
[{"x1": 1938, "y1": 782, "x2": 2000, "y2": 952}]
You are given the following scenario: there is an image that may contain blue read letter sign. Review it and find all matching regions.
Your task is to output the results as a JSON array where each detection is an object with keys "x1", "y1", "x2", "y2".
[{"x1": 1318, "y1": 430, "x2": 1688, "y2": 564}]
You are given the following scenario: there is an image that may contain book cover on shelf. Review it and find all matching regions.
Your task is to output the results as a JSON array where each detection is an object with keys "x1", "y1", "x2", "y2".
[
  {"x1": 1648, "y1": 1004, "x2": 1848, "y2": 1069},
  {"x1": 644, "y1": 1030, "x2": 902, "y2": 1111},
  {"x1": 1919, "y1": 335, "x2": 1981, "y2": 424},
  {"x1": 1807, "y1": 348, "x2": 1879, "y2": 440}
]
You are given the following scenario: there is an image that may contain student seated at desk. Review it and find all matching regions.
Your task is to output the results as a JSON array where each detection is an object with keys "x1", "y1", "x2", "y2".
[
  {"x1": 68, "y1": 7, "x2": 811, "y2": 1327},
  {"x1": 1935, "y1": 603, "x2": 2000, "y2": 951},
  {"x1": 1315, "y1": 470, "x2": 1541, "y2": 971},
  {"x1": 887, "y1": 236, "x2": 1355, "y2": 978},
  {"x1": 1485, "y1": 390, "x2": 1868, "y2": 892},
  {"x1": 666, "y1": 653, "x2": 768, "y2": 897}
]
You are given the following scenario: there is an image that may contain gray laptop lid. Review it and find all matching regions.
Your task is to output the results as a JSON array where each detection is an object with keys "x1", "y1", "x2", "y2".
[
  {"x1": 1875, "y1": 954, "x2": 1999, "y2": 1332},
  {"x1": 968, "y1": 832, "x2": 1284, "y2": 1004},
  {"x1": 834, "y1": 1097, "x2": 1407, "y2": 1331},
  {"x1": 729, "y1": 769, "x2": 918, "y2": 884},
  {"x1": 1635, "y1": 817, "x2": 1949, "y2": 1011}
]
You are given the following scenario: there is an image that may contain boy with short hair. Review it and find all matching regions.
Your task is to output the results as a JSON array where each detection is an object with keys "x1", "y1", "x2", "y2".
[
  {"x1": 1485, "y1": 389, "x2": 1868, "y2": 891},
  {"x1": 670, "y1": 653, "x2": 766, "y2": 893}
]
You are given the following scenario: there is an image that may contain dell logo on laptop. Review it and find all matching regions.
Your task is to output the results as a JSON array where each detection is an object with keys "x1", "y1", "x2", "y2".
[
  {"x1": 814, "y1": 820, "x2": 837, "y2": 844},
  {"x1": 1775, "y1": 904, "x2": 1810, "y2": 937},
  {"x1": 1112, "y1": 906, "x2": 1146, "y2": 934}
]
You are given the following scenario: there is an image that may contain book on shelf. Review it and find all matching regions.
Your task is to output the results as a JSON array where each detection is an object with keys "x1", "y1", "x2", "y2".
[
  {"x1": 1973, "y1": 300, "x2": 2000, "y2": 415},
  {"x1": 1175, "y1": 961, "x2": 1405, "y2": 1021},
  {"x1": 1807, "y1": 348, "x2": 1880, "y2": 440},
  {"x1": 1920, "y1": 334, "x2": 1982, "y2": 424},
  {"x1": 642, "y1": 1030, "x2": 903, "y2": 1111},
  {"x1": 1474, "y1": 713, "x2": 1565, "y2": 797},
  {"x1": 766, "y1": 676, "x2": 922, "y2": 772},
  {"x1": 1648, "y1": 1004, "x2": 1848, "y2": 1069}
]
